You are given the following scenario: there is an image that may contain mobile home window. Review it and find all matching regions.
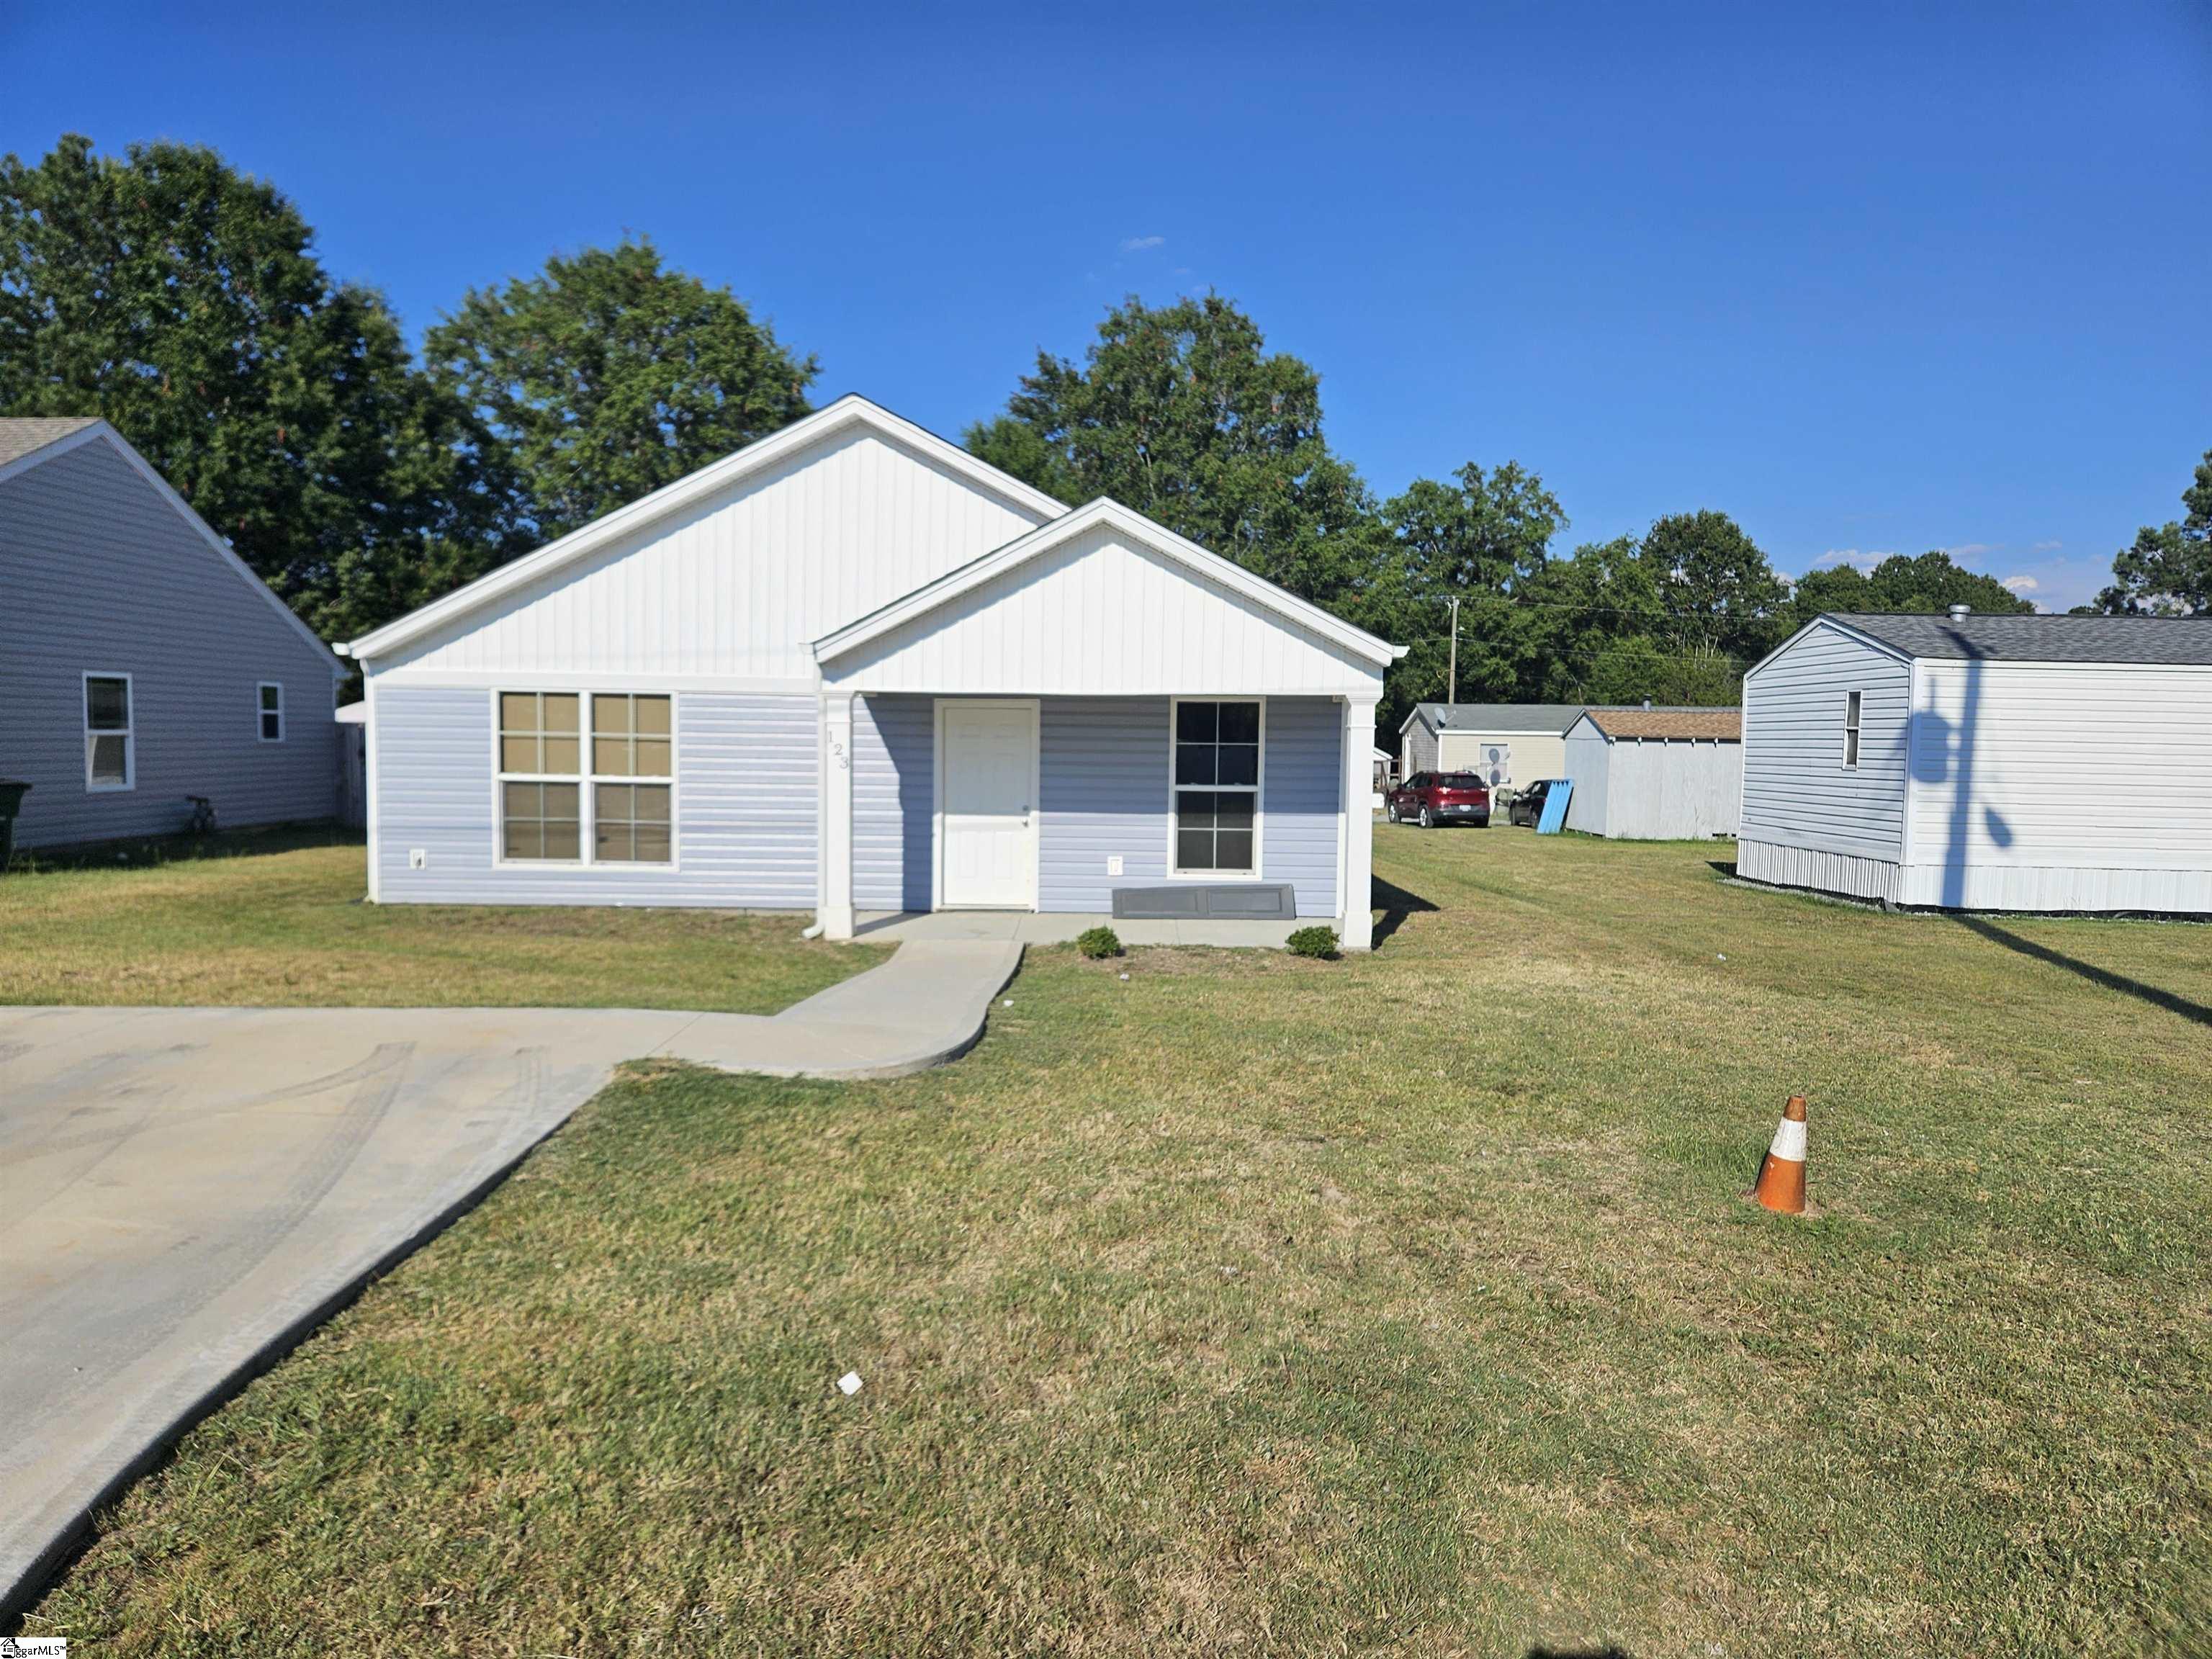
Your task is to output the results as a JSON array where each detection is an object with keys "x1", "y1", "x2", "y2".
[
  {"x1": 496, "y1": 692, "x2": 673, "y2": 865},
  {"x1": 1843, "y1": 690, "x2": 1861, "y2": 768},
  {"x1": 258, "y1": 682, "x2": 284, "y2": 742},
  {"x1": 84, "y1": 673, "x2": 134, "y2": 791},
  {"x1": 1172, "y1": 699, "x2": 1259, "y2": 873}
]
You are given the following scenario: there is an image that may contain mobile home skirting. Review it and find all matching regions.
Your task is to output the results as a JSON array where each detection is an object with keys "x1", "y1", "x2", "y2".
[{"x1": 371, "y1": 687, "x2": 1343, "y2": 916}]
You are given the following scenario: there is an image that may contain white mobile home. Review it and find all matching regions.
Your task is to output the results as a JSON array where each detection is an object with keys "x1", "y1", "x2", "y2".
[
  {"x1": 1562, "y1": 707, "x2": 1742, "y2": 839},
  {"x1": 1398, "y1": 703, "x2": 1588, "y2": 788},
  {"x1": 1739, "y1": 611, "x2": 2212, "y2": 912},
  {"x1": 343, "y1": 397, "x2": 1403, "y2": 947}
]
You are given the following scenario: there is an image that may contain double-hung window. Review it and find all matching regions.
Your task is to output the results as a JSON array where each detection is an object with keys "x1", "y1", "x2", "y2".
[
  {"x1": 1843, "y1": 690, "x2": 1862, "y2": 768},
  {"x1": 1173, "y1": 699, "x2": 1260, "y2": 874},
  {"x1": 258, "y1": 682, "x2": 284, "y2": 742},
  {"x1": 84, "y1": 673, "x2": 133, "y2": 791},
  {"x1": 497, "y1": 691, "x2": 673, "y2": 865}
]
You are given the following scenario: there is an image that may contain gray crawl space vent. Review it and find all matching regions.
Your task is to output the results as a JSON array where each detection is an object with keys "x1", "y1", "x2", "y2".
[{"x1": 1110, "y1": 883, "x2": 1298, "y2": 921}]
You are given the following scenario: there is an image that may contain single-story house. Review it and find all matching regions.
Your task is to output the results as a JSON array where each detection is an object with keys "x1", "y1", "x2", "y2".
[
  {"x1": 1398, "y1": 702, "x2": 1588, "y2": 787},
  {"x1": 0, "y1": 418, "x2": 344, "y2": 850},
  {"x1": 342, "y1": 397, "x2": 1405, "y2": 947},
  {"x1": 1561, "y1": 707, "x2": 1742, "y2": 839},
  {"x1": 1740, "y1": 610, "x2": 2212, "y2": 912}
]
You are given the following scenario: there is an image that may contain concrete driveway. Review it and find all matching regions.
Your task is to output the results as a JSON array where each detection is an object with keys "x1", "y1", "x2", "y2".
[{"x1": 0, "y1": 940, "x2": 1019, "y2": 1614}]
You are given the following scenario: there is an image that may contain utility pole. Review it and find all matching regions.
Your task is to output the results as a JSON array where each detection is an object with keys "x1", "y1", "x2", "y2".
[{"x1": 1447, "y1": 595, "x2": 1460, "y2": 705}]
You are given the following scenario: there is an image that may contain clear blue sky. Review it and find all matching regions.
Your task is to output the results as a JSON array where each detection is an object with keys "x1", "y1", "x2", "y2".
[{"x1": 6, "y1": 1, "x2": 2207, "y2": 609}]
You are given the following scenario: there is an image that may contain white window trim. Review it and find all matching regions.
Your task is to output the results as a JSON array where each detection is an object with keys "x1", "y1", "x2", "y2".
[
  {"x1": 1843, "y1": 688, "x2": 1863, "y2": 770},
  {"x1": 1166, "y1": 696, "x2": 1265, "y2": 881},
  {"x1": 258, "y1": 681, "x2": 285, "y2": 743},
  {"x1": 487, "y1": 689, "x2": 680, "y2": 872},
  {"x1": 83, "y1": 670, "x2": 135, "y2": 793}
]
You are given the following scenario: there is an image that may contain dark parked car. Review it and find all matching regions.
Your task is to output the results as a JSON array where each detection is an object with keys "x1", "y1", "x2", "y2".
[
  {"x1": 1385, "y1": 770, "x2": 1491, "y2": 827},
  {"x1": 1508, "y1": 778, "x2": 1565, "y2": 827}
]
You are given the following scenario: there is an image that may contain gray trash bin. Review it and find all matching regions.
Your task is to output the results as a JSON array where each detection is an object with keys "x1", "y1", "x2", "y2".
[{"x1": 0, "y1": 779, "x2": 30, "y2": 874}]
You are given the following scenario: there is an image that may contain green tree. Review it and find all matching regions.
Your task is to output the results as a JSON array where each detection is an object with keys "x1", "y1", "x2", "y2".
[
  {"x1": 425, "y1": 240, "x2": 817, "y2": 547},
  {"x1": 1642, "y1": 509, "x2": 1789, "y2": 662},
  {"x1": 1790, "y1": 550, "x2": 2032, "y2": 624},
  {"x1": 0, "y1": 134, "x2": 478, "y2": 634},
  {"x1": 965, "y1": 294, "x2": 1377, "y2": 607},
  {"x1": 2097, "y1": 447, "x2": 2212, "y2": 616}
]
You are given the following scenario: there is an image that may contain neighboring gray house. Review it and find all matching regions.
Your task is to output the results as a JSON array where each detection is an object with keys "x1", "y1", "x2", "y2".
[
  {"x1": 1561, "y1": 707, "x2": 1742, "y2": 839},
  {"x1": 0, "y1": 419, "x2": 344, "y2": 850},
  {"x1": 1740, "y1": 611, "x2": 2212, "y2": 912},
  {"x1": 343, "y1": 397, "x2": 1404, "y2": 947},
  {"x1": 1398, "y1": 703, "x2": 1588, "y2": 786}
]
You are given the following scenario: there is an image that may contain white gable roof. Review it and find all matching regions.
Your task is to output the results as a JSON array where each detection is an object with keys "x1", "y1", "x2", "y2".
[
  {"x1": 0, "y1": 418, "x2": 343, "y2": 677},
  {"x1": 345, "y1": 395, "x2": 1067, "y2": 664},
  {"x1": 814, "y1": 498, "x2": 1400, "y2": 696}
]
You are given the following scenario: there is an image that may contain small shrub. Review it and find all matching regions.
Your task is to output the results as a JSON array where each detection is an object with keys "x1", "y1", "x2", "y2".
[
  {"x1": 1075, "y1": 925, "x2": 1123, "y2": 960},
  {"x1": 1286, "y1": 925, "x2": 1340, "y2": 960}
]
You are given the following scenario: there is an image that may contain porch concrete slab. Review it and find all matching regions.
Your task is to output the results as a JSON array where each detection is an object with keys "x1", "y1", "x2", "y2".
[
  {"x1": 0, "y1": 939, "x2": 1019, "y2": 1619},
  {"x1": 853, "y1": 910, "x2": 1318, "y2": 948}
]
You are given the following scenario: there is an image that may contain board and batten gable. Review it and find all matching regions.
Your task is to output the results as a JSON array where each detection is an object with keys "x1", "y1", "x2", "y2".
[
  {"x1": 1899, "y1": 659, "x2": 2212, "y2": 911},
  {"x1": 373, "y1": 423, "x2": 1052, "y2": 683},
  {"x1": 0, "y1": 431, "x2": 341, "y2": 849},
  {"x1": 819, "y1": 521, "x2": 1383, "y2": 698},
  {"x1": 1737, "y1": 620, "x2": 1912, "y2": 899}
]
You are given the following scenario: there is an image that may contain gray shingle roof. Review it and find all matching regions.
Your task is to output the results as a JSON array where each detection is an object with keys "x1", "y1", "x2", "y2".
[
  {"x1": 1406, "y1": 701, "x2": 1590, "y2": 734},
  {"x1": 0, "y1": 416, "x2": 101, "y2": 469},
  {"x1": 1830, "y1": 611, "x2": 2212, "y2": 666}
]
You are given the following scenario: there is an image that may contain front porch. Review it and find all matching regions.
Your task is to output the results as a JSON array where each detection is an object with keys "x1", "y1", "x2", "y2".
[{"x1": 850, "y1": 909, "x2": 1320, "y2": 948}]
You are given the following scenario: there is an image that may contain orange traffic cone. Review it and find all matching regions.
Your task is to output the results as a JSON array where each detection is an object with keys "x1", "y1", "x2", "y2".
[{"x1": 1750, "y1": 1094, "x2": 1808, "y2": 1215}]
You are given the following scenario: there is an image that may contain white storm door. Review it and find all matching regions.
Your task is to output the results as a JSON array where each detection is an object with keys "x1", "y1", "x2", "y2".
[{"x1": 939, "y1": 701, "x2": 1038, "y2": 909}]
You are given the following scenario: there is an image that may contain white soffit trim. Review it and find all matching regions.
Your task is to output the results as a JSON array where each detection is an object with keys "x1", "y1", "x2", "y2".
[
  {"x1": 811, "y1": 497, "x2": 1403, "y2": 669},
  {"x1": 1, "y1": 422, "x2": 344, "y2": 678},
  {"x1": 343, "y1": 395, "x2": 1070, "y2": 662}
]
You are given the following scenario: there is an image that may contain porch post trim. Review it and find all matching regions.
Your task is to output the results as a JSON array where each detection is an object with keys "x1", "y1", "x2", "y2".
[
  {"x1": 822, "y1": 691, "x2": 856, "y2": 940},
  {"x1": 1341, "y1": 695, "x2": 1377, "y2": 950}
]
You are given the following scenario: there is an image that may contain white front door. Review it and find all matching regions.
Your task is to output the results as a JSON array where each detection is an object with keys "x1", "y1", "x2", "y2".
[{"x1": 939, "y1": 701, "x2": 1038, "y2": 909}]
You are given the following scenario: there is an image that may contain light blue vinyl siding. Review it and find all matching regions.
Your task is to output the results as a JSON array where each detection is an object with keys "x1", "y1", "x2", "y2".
[
  {"x1": 0, "y1": 437, "x2": 341, "y2": 849},
  {"x1": 371, "y1": 686, "x2": 817, "y2": 906},
  {"x1": 1259, "y1": 697, "x2": 1342, "y2": 917},
  {"x1": 1038, "y1": 696, "x2": 1172, "y2": 909},
  {"x1": 853, "y1": 693, "x2": 933, "y2": 909}
]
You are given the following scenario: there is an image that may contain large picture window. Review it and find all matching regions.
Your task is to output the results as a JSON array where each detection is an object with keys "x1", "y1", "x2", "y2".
[
  {"x1": 1173, "y1": 699, "x2": 1259, "y2": 873},
  {"x1": 84, "y1": 673, "x2": 133, "y2": 791},
  {"x1": 496, "y1": 691, "x2": 673, "y2": 866}
]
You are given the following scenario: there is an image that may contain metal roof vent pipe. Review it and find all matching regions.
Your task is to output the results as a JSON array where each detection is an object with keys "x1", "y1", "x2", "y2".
[{"x1": 1948, "y1": 603, "x2": 1972, "y2": 619}]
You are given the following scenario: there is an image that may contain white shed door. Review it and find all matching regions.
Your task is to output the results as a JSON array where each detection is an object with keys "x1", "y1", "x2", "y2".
[{"x1": 940, "y1": 702, "x2": 1037, "y2": 908}]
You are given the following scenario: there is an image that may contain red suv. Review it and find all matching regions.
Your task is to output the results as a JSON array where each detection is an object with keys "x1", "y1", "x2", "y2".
[{"x1": 1385, "y1": 770, "x2": 1491, "y2": 828}]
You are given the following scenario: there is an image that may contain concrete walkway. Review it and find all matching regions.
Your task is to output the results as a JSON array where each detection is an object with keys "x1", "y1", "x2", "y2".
[{"x1": 0, "y1": 939, "x2": 1020, "y2": 1617}]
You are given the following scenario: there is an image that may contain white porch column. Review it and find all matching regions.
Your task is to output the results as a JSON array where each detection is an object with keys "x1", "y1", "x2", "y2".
[
  {"x1": 822, "y1": 691, "x2": 856, "y2": 940},
  {"x1": 1341, "y1": 695, "x2": 1377, "y2": 950}
]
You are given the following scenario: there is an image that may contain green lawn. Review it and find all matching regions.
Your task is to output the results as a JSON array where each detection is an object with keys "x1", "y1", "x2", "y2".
[
  {"x1": 0, "y1": 825, "x2": 881, "y2": 1014},
  {"x1": 19, "y1": 827, "x2": 2212, "y2": 1655}
]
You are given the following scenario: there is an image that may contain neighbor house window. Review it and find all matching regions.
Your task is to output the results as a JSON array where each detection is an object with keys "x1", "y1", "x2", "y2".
[
  {"x1": 1843, "y1": 690, "x2": 1862, "y2": 768},
  {"x1": 496, "y1": 692, "x2": 673, "y2": 865},
  {"x1": 258, "y1": 682, "x2": 284, "y2": 742},
  {"x1": 1173, "y1": 699, "x2": 1260, "y2": 873},
  {"x1": 84, "y1": 673, "x2": 133, "y2": 791}
]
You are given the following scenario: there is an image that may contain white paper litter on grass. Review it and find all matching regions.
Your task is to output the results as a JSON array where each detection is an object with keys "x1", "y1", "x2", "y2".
[{"x1": 837, "y1": 1371, "x2": 863, "y2": 1395}]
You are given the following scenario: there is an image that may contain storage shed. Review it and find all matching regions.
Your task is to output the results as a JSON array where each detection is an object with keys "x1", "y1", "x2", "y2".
[
  {"x1": 1739, "y1": 611, "x2": 2212, "y2": 912},
  {"x1": 1562, "y1": 707, "x2": 1743, "y2": 839}
]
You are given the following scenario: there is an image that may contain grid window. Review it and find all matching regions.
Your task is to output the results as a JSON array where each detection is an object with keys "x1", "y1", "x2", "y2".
[
  {"x1": 258, "y1": 682, "x2": 284, "y2": 742},
  {"x1": 84, "y1": 674, "x2": 132, "y2": 791},
  {"x1": 497, "y1": 692, "x2": 673, "y2": 865},
  {"x1": 1172, "y1": 701, "x2": 1259, "y2": 873},
  {"x1": 595, "y1": 781, "x2": 673, "y2": 864},
  {"x1": 592, "y1": 695, "x2": 673, "y2": 778},
  {"x1": 500, "y1": 693, "x2": 581, "y2": 775},
  {"x1": 502, "y1": 781, "x2": 581, "y2": 861}
]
